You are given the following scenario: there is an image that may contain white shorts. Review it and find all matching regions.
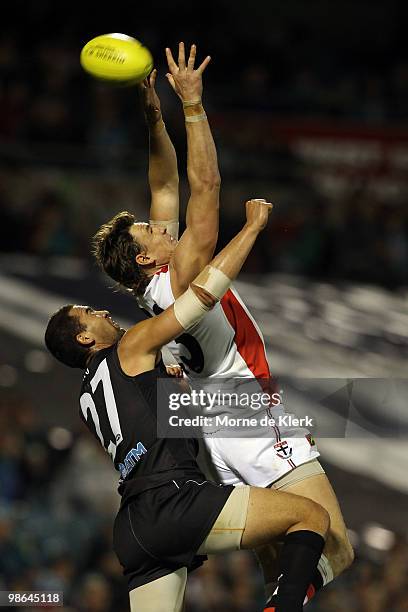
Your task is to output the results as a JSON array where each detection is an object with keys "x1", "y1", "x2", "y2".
[{"x1": 204, "y1": 427, "x2": 320, "y2": 488}]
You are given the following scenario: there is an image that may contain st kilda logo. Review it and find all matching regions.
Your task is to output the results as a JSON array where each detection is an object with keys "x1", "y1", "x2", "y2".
[{"x1": 274, "y1": 440, "x2": 293, "y2": 459}]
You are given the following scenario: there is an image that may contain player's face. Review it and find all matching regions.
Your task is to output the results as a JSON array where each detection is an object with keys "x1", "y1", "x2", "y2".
[
  {"x1": 71, "y1": 306, "x2": 125, "y2": 346},
  {"x1": 129, "y1": 222, "x2": 177, "y2": 267}
]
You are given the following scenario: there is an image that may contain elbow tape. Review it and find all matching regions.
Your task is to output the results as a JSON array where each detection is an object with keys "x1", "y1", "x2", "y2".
[
  {"x1": 173, "y1": 286, "x2": 212, "y2": 330},
  {"x1": 192, "y1": 265, "x2": 232, "y2": 300}
]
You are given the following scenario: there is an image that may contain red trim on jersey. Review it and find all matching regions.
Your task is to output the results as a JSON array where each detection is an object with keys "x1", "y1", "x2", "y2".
[
  {"x1": 305, "y1": 584, "x2": 316, "y2": 602},
  {"x1": 155, "y1": 265, "x2": 169, "y2": 275},
  {"x1": 220, "y1": 289, "x2": 270, "y2": 378}
]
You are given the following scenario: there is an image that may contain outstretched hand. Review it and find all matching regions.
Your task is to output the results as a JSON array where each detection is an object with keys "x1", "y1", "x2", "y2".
[
  {"x1": 165, "y1": 42, "x2": 211, "y2": 103},
  {"x1": 139, "y1": 69, "x2": 162, "y2": 125}
]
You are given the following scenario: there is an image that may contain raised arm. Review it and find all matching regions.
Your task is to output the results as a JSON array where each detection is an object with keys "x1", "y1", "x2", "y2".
[
  {"x1": 118, "y1": 199, "x2": 273, "y2": 375},
  {"x1": 139, "y1": 70, "x2": 180, "y2": 239},
  {"x1": 165, "y1": 43, "x2": 221, "y2": 296}
]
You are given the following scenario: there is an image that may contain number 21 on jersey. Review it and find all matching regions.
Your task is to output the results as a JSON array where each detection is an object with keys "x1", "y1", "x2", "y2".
[{"x1": 80, "y1": 359, "x2": 123, "y2": 461}]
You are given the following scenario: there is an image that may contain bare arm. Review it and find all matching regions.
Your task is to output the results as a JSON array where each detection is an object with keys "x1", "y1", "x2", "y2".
[
  {"x1": 118, "y1": 199, "x2": 273, "y2": 375},
  {"x1": 139, "y1": 71, "x2": 180, "y2": 236},
  {"x1": 165, "y1": 43, "x2": 221, "y2": 296}
]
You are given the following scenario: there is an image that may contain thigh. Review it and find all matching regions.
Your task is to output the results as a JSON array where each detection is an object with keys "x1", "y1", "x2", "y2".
[
  {"x1": 198, "y1": 485, "x2": 250, "y2": 554},
  {"x1": 254, "y1": 461, "x2": 327, "y2": 583},
  {"x1": 267, "y1": 461, "x2": 354, "y2": 577},
  {"x1": 200, "y1": 485, "x2": 325, "y2": 553},
  {"x1": 241, "y1": 486, "x2": 322, "y2": 550},
  {"x1": 278, "y1": 471, "x2": 348, "y2": 542},
  {"x1": 129, "y1": 568, "x2": 187, "y2": 612},
  {"x1": 278, "y1": 469, "x2": 353, "y2": 576},
  {"x1": 197, "y1": 485, "x2": 303, "y2": 554}
]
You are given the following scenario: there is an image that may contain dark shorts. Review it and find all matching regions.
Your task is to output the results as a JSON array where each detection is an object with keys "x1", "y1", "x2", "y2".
[{"x1": 113, "y1": 478, "x2": 234, "y2": 591}]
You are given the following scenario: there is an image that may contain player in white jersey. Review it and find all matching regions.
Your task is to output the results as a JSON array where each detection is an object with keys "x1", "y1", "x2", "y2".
[
  {"x1": 138, "y1": 262, "x2": 315, "y2": 481},
  {"x1": 93, "y1": 42, "x2": 353, "y2": 603}
]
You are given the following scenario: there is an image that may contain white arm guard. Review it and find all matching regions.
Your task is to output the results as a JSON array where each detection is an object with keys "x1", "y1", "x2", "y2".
[
  {"x1": 173, "y1": 266, "x2": 232, "y2": 330},
  {"x1": 173, "y1": 286, "x2": 212, "y2": 330},
  {"x1": 192, "y1": 265, "x2": 232, "y2": 300}
]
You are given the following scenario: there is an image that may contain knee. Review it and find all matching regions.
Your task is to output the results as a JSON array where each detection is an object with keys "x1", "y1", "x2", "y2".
[
  {"x1": 331, "y1": 533, "x2": 355, "y2": 577},
  {"x1": 304, "y1": 499, "x2": 331, "y2": 538},
  {"x1": 341, "y1": 537, "x2": 355, "y2": 571}
]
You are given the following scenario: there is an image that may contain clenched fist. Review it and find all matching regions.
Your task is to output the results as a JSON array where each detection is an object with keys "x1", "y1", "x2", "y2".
[{"x1": 245, "y1": 198, "x2": 273, "y2": 231}]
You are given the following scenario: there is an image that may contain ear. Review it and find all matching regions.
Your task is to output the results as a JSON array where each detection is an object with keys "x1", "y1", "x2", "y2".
[
  {"x1": 136, "y1": 252, "x2": 154, "y2": 267},
  {"x1": 76, "y1": 331, "x2": 94, "y2": 347}
]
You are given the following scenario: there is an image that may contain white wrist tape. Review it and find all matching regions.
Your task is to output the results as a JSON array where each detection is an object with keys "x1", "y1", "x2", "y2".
[
  {"x1": 192, "y1": 265, "x2": 232, "y2": 300},
  {"x1": 185, "y1": 112, "x2": 207, "y2": 123},
  {"x1": 182, "y1": 98, "x2": 202, "y2": 108},
  {"x1": 173, "y1": 286, "x2": 212, "y2": 330},
  {"x1": 149, "y1": 219, "x2": 179, "y2": 240}
]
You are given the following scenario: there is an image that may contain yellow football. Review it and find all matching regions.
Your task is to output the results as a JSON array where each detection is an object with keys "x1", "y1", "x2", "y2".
[{"x1": 80, "y1": 33, "x2": 153, "y2": 84}]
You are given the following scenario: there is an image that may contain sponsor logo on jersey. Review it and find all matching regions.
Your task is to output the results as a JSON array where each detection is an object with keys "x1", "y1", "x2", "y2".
[
  {"x1": 274, "y1": 440, "x2": 293, "y2": 459},
  {"x1": 118, "y1": 442, "x2": 147, "y2": 480},
  {"x1": 306, "y1": 434, "x2": 316, "y2": 447}
]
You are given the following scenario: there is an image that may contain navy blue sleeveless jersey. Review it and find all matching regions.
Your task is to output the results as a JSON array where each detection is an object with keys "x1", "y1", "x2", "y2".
[{"x1": 79, "y1": 344, "x2": 205, "y2": 506}]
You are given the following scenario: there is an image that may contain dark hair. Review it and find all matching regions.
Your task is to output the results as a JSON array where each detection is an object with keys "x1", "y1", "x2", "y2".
[
  {"x1": 92, "y1": 211, "x2": 149, "y2": 295},
  {"x1": 44, "y1": 305, "x2": 90, "y2": 369}
]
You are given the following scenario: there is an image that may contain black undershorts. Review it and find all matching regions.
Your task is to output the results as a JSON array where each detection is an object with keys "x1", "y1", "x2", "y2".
[{"x1": 113, "y1": 478, "x2": 233, "y2": 591}]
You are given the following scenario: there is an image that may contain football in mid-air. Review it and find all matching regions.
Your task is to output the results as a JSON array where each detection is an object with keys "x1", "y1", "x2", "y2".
[{"x1": 80, "y1": 33, "x2": 153, "y2": 84}]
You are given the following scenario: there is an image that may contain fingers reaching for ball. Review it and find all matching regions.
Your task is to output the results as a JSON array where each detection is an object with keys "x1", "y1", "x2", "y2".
[
  {"x1": 178, "y1": 41, "x2": 186, "y2": 71},
  {"x1": 139, "y1": 68, "x2": 162, "y2": 126},
  {"x1": 165, "y1": 42, "x2": 211, "y2": 103},
  {"x1": 187, "y1": 43, "x2": 196, "y2": 70},
  {"x1": 148, "y1": 68, "x2": 158, "y2": 88},
  {"x1": 166, "y1": 43, "x2": 211, "y2": 75}
]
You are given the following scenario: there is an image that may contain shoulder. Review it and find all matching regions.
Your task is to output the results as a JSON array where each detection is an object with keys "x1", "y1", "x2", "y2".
[
  {"x1": 145, "y1": 265, "x2": 176, "y2": 306},
  {"x1": 117, "y1": 323, "x2": 157, "y2": 376},
  {"x1": 79, "y1": 347, "x2": 115, "y2": 401}
]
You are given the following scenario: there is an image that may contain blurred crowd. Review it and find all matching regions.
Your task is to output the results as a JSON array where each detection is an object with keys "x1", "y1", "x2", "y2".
[
  {"x1": 0, "y1": 396, "x2": 128, "y2": 612},
  {"x1": 0, "y1": 167, "x2": 407, "y2": 288},
  {"x1": 0, "y1": 2, "x2": 407, "y2": 288},
  {"x1": 0, "y1": 1, "x2": 407, "y2": 287},
  {"x1": 1, "y1": 1, "x2": 408, "y2": 146},
  {"x1": 1, "y1": 396, "x2": 408, "y2": 611}
]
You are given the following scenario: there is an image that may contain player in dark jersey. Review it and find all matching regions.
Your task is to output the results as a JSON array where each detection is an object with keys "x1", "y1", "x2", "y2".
[{"x1": 45, "y1": 199, "x2": 329, "y2": 612}]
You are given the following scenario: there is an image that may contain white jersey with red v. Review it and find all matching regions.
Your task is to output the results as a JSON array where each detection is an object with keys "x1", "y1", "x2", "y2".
[{"x1": 137, "y1": 266, "x2": 272, "y2": 381}]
